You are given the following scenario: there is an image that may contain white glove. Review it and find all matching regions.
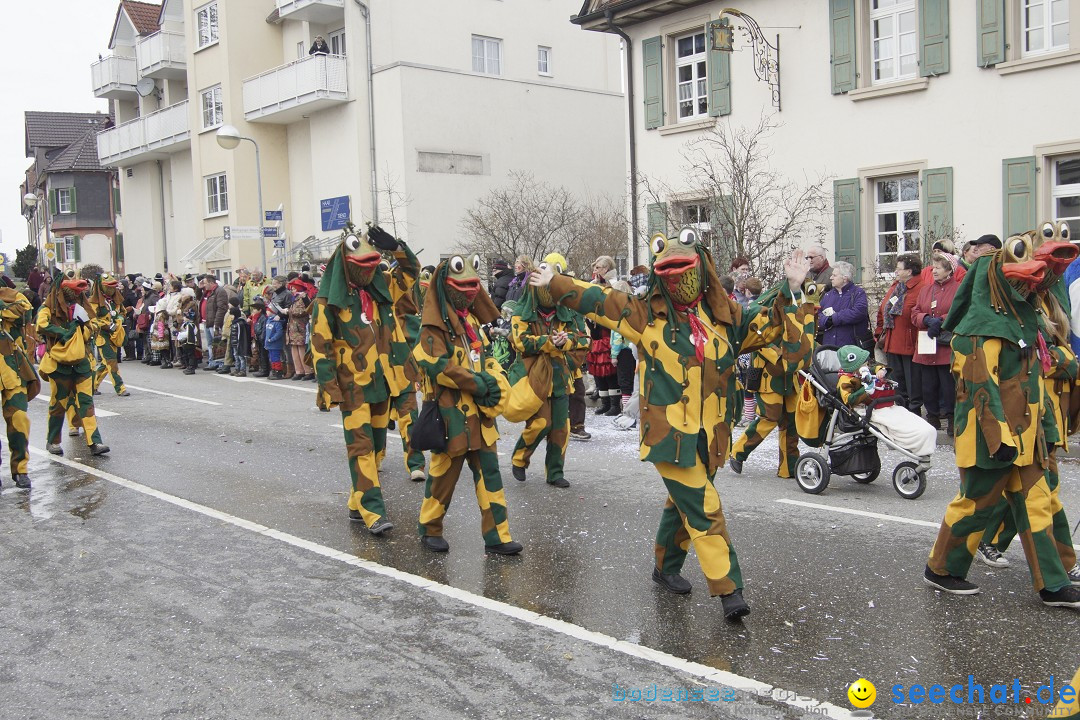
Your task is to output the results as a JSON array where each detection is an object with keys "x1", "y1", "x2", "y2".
[
  {"x1": 71, "y1": 304, "x2": 90, "y2": 323},
  {"x1": 822, "y1": 307, "x2": 835, "y2": 317}
]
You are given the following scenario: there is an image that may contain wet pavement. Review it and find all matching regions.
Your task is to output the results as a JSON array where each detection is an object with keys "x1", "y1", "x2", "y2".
[{"x1": 2, "y1": 361, "x2": 1077, "y2": 719}]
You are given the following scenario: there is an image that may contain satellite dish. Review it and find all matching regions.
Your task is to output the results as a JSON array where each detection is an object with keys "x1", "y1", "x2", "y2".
[{"x1": 136, "y1": 77, "x2": 158, "y2": 98}]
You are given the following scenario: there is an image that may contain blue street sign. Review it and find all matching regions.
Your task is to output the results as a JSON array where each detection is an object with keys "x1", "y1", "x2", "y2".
[
  {"x1": 265, "y1": 210, "x2": 283, "y2": 222},
  {"x1": 262, "y1": 227, "x2": 278, "y2": 238},
  {"x1": 320, "y1": 195, "x2": 350, "y2": 232},
  {"x1": 273, "y1": 238, "x2": 285, "y2": 249}
]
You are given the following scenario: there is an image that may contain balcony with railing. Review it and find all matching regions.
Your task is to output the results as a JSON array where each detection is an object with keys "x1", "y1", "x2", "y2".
[
  {"x1": 243, "y1": 54, "x2": 348, "y2": 124},
  {"x1": 97, "y1": 100, "x2": 190, "y2": 167},
  {"x1": 91, "y1": 54, "x2": 138, "y2": 99},
  {"x1": 136, "y1": 31, "x2": 187, "y2": 79},
  {"x1": 276, "y1": 0, "x2": 344, "y2": 24}
]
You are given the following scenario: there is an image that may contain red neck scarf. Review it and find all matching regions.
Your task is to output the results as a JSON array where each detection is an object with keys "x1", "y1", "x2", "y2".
[
  {"x1": 671, "y1": 297, "x2": 706, "y2": 363},
  {"x1": 359, "y1": 289, "x2": 374, "y2": 324},
  {"x1": 1037, "y1": 331, "x2": 1053, "y2": 374},
  {"x1": 455, "y1": 308, "x2": 483, "y2": 359}
]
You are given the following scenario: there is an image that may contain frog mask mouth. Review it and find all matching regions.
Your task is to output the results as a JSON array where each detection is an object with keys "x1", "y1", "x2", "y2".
[
  {"x1": 444, "y1": 254, "x2": 482, "y2": 310},
  {"x1": 61, "y1": 274, "x2": 89, "y2": 300},
  {"x1": 1000, "y1": 234, "x2": 1047, "y2": 294},
  {"x1": 651, "y1": 228, "x2": 704, "y2": 305}
]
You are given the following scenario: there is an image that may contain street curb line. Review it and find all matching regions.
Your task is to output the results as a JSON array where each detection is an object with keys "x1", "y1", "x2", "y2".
[{"x1": 777, "y1": 498, "x2": 939, "y2": 528}]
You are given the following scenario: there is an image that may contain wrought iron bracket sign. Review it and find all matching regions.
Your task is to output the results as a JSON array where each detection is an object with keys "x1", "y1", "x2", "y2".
[{"x1": 710, "y1": 8, "x2": 781, "y2": 111}]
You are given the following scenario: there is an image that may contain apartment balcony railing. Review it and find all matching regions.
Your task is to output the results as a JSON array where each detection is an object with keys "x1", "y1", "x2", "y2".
[
  {"x1": 91, "y1": 54, "x2": 138, "y2": 99},
  {"x1": 136, "y1": 30, "x2": 187, "y2": 79},
  {"x1": 96, "y1": 100, "x2": 191, "y2": 167},
  {"x1": 243, "y1": 54, "x2": 348, "y2": 124},
  {"x1": 275, "y1": 0, "x2": 345, "y2": 24}
]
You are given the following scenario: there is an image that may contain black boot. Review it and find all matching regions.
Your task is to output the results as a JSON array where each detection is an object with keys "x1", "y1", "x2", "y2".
[
  {"x1": 605, "y1": 397, "x2": 622, "y2": 416},
  {"x1": 945, "y1": 414, "x2": 955, "y2": 438},
  {"x1": 926, "y1": 414, "x2": 940, "y2": 430},
  {"x1": 595, "y1": 394, "x2": 611, "y2": 415}
]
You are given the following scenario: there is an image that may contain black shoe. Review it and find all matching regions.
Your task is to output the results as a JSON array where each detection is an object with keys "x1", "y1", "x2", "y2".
[
  {"x1": 291, "y1": 373, "x2": 305, "y2": 381},
  {"x1": 118, "y1": 390, "x2": 130, "y2": 397},
  {"x1": 348, "y1": 508, "x2": 365, "y2": 523},
  {"x1": 923, "y1": 565, "x2": 980, "y2": 594},
  {"x1": 254, "y1": 371, "x2": 270, "y2": 378},
  {"x1": 93, "y1": 390, "x2": 102, "y2": 396},
  {"x1": 652, "y1": 567, "x2": 692, "y2": 595},
  {"x1": 1039, "y1": 585, "x2": 1080, "y2": 608},
  {"x1": 512, "y1": 465, "x2": 526, "y2": 482},
  {"x1": 595, "y1": 397, "x2": 611, "y2": 415},
  {"x1": 14, "y1": 474, "x2": 30, "y2": 489},
  {"x1": 485, "y1": 541, "x2": 523, "y2": 555},
  {"x1": 721, "y1": 589, "x2": 750, "y2": 619},
  {"x1": 89, "y1": 443, "x2": 110, "y2": 456},
  {"x1": 547, "y1": 477, "x2": 570, "y2": 488},
  {"x1": 946, "y1": 415, "x2": 955, "y2": 438},
  {"x1": 926, "y1": 414, "x2": 941, "y2": 430},
  {"x1": 729, "y1": 457, "x2": 743, "y2": 474},
  {"x1": 183, "y1": 368, "x2": 196, "y2": 375},
  {"x1": 569, "y1": 428, "x2": 592, "y2": 441},
  {"x1": 46, "y1": 443, "x2": 64, "y2": 456},
  {"x1": 604, "y1": 399, "x2": 622, "y2": 417},
  {"x1": 368, "y1": 517, "x2": 394, "y2": 536},
  {"x1": 217, "y1": 367, "x2": 231, "y2": 374},
  {"x1": 421, "y1": 535, "x2": 450, "y2": 552},
  {"x1": 203, "y1": 365, "x2": 218, "y2": 371}
]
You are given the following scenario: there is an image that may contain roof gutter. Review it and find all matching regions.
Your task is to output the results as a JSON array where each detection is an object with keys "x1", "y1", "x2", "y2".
[
  {"x1": 354, "y1": 0, "x2": 378, "y2": 222},
  {"x1": 572, "y1": 0, "x2": 658, "y2": 27},
  {"x1": 605, "y1": 9, "x2": 639, "y2": 266}
]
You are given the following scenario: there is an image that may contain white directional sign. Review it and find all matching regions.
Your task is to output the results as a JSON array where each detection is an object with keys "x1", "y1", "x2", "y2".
[{"x1": 225, "y1": 226, "x2": 262, "y2": 240}]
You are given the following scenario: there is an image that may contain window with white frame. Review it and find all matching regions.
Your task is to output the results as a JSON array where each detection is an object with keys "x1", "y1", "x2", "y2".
[
  {"x1": 329, "y1": 28, "x2": 347, "y2": 56},
  {"x1": 1052, "y1": 154, "x2": 1080, "y2": 230},
  {"x1": 201, "y1": 85, "x2": 223, "y2": 129},
  {"x1": 64, "y1": 236, "x2": 76, "y2": 262},
  {"x1": 196, "y1": 2, "x2": 219, "y2": 48},
  {"x1": 472, "y1": 35, "x2": 502, "y2": 75},
  {"x1": 870, "y1": 0, "x2": 917, "y2": 84},
  {"x1": 57, "y1": 188, "x2": 73, "y2": 214},
  {"x1": 205, "y1": 173, "x2": 228, "y2": 216},
  {"x1": 675, "y1": 30, "x2": 708, "y2": 121},
  {"x1": 538, "y1": 46, "x2": 552, "y2": 75},
  {"x1": 874, "y1": 175, "x2": 920, "y2": 272},
  {"x1": 1022, "y1": 0, "x2": 1070, "y2": 56},
  {"x1": 680, "y1": 201, "x2": 715, "y2": 244}
]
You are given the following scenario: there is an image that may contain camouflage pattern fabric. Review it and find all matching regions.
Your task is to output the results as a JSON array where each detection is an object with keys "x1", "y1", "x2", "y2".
[
  {"x1": 417, "y1": 441, "x2": 512, "y2": 544},
  {"x1": 93, "y1": 342, "x2": 127, "y2": 395},
  {"x1": 389, "y1": 388, "x2": 425, "y2": 474},
  {"x1": 512, "y1": 394, "x2": 569, "y2": 484},
  {"x1": 0, "y1": 290, "x2": 36, "y2": 475},
  {"x1": 731, "y1": 390, "x2": 800, "y2": 478},
  {"x1": 45, "y1": 368, "x2": 103, "y2": 447},
  {"x1": 1, "y1": 387, "x2": 29, "y2": 475},
  {"x1": 342, "y1": 398, "x2": 390, "y2": 525}
]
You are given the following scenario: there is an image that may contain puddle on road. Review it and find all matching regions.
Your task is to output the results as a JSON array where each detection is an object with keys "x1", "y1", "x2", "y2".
[{"x1": 2, "y1": 463, "x2": 108, "y2": 522}]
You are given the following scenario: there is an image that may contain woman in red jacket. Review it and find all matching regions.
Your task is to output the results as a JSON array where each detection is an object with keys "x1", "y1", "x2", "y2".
[
  {"x1": 911, "y1": 255, "x2": 960, "y2": 435},
  {"x1": 874, "y1": 253, "x2": 924, "y2": 414}
]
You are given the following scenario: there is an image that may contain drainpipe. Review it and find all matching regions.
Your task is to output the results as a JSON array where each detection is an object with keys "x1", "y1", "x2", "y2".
[
  {"x1": 354, "y1": 0, "x2": 378, "y2": 222},
  {"x1": 605, "y1": 10, "x2": 639, "y2": 266},
  {"x1": 157, "y1": 160, "x2": 169, "y2": 271}
]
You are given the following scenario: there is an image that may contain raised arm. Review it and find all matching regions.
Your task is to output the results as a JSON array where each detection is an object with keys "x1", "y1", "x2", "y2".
[{"x1": 543, "y1": 274, "x2": 648, "y2": 344}]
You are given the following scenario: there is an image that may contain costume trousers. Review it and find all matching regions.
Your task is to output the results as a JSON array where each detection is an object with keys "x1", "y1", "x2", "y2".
[
  {"x1": 732, "y1": 390, "x2": 799, "y2": 478},
  {"x1": 569, "y1": 377, "x2": 586, "y2": 431},
  {"x1": 389, "y1": 389, "x2": 425, "y2": 473},
  {"x1": 981, "y1": 452, "x2": 1076, "y2": 572},
  {"x1": 46, "y1": 371, "x2": 102, "y2": 447},
  {"x1": 2, "y1": 387, "x2": 30, "y2": 476},
  {"x1": 654, "y1": 430, "x2": 743, "y2": 596},
  {"x1": 340, "y1": 398, "x2": 390, "y2": 526},
  {"x1": 94, "y1": 343, "x2": 126, "y2": 394},
  {"x1": 928, "y1": 463, "x2": 1071, "y2": 592},
  {"x1": 512, "y1": 394, "x2": 569, "y2": 483},
  {"x1": 418, "y1": 442, "x2": 512, "y2": 546}
]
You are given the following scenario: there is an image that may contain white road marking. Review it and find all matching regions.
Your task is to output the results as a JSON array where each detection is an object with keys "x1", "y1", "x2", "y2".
[
  {"x1": 26, "y1": 445, "x2": 855, "y2": 720},
  {"x1": 214, "y1": 374, "x2": 317, "y2": 394},
  {"x1": 777, "y1": 498, "x2": 939, "y2": 528},
  {"x1": 95, "y1": 409, "x2": 119, "y2": 417},
  {"x1": 123, "y1": 384, "x2": 221, "y2": 406}
]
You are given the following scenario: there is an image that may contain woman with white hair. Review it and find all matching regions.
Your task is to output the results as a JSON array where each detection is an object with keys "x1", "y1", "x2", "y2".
[{"x1": 816, "y1": 260, "x2": 871, "y2": 349}]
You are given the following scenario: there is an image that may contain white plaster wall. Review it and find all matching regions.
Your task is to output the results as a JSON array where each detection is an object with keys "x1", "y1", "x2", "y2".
[
  {"x1": 117, "y1": 160, "x2": 164, "y2": 273},
  {"x1": 165, "y1": 152, "x2": 196, "y2": 273},
  {"x1": 81, "y1": 233, "x2": 113, "y2": 270}
]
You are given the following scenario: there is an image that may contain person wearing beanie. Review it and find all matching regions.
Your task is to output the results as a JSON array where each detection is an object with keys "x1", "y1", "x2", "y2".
[
  {"x1": 227, "y1": 303, "x2": 250, "y2": 377},
  {"x1": 250, "y1": 295, "x2": 270, "y2": 377},
  {"x1": 489, "y1": 258, "x2": 514, "y2": 310}
]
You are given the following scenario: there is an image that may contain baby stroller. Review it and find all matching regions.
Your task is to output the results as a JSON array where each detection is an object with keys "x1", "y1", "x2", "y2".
[{"x1": 795, "y1": 346, "x2": 930, "y2": 499}]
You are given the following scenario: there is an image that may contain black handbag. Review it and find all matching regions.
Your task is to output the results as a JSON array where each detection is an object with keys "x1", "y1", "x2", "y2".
[
  {"x1": 410, "y1": 399, "x2": 447, "y2": 453},
  {"x1": 744, "y1": 366, "x2": 764, "y2": 392}
]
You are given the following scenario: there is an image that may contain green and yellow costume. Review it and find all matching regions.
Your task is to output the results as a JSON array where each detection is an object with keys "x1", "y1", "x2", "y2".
[
  {"x1": 385, "y1": 256, "x2": 426, "y2": 479},
  {"x1": 89, "y1": 272, "x2": 129, "y2": 396},
  {"x1": 0, "y1": 287, "x2": 39, "y2": 487},
  {"x1": 546, "y1": 230, "x2": 813, "y2": 608},
  {"x1": 411, "y1": 254, "x2": 518, "y2": 553},
  {"x1": 309, "y1": 224, "x2": 418, "y2": 534},
  {"x1": 508, "y1": 253, "x2": 589, "y2": 487}
]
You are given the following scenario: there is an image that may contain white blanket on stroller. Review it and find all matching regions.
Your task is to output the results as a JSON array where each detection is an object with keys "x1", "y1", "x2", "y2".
[{"x1": 865, "y1": 405, "x2": 937, "y2": 458}]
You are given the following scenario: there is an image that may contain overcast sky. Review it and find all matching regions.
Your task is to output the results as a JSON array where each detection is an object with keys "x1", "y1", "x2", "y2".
[{"x1": 1, "y1": 0, "x2": 116, "y2": 263}]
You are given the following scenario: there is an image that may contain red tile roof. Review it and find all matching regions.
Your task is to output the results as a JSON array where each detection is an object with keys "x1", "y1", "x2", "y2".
[{"x1": 122, "y1": 0, "x2": 161, "y2": 36}]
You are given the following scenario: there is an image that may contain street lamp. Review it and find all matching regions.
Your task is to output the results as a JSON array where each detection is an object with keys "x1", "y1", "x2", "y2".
[
  {"x1": 215, "y1": 124, "x2": 266, "y2": 275},
  {"x1": 22, "y1": 192, "x2": 47, "y2": 268}
]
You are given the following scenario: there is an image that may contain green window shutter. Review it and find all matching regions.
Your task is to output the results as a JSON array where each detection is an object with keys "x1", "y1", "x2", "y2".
[
  {"x1": 73, "y1": 236, "x2": 82, "y2": 262},
  {"x1": 69, "y1": 187, "x2": 77, "y2": 214},
  {"x1": 976, "y1": 0, "x2": 1006, "y2": 67},
  {"x1": 113, "y1": 187, "x2": 122, "y2": 214},
  {"x1": 643, "y1": 36, "x2": 664, "y2": 130},
  {"x1": 116, "y1": 233, "x2": 124, "y2": 262},
  {"x1": 918, "y1": 0, "x2": 950, "y2": 76},
  {"x1": 706, "y1": 19, "x2": 732, "y2": 117},
  {"x1": 647, "y1": 202, "x2": 668, "y2": 236},
  {"x1": 713, "y1": 194, "x2": 736, "y2": 256},
  {"x1": 922, "y1": 167, "x2": 954, "y2": 241},
  {"x1": 1002, "y1": 156, "x2": 1037, "y2": 238},
  {"x1": 833, "y1": 178, "x2": 862, "y2": 275},
  {"x1": 829, "y1": 0, "x2": 857, "y2": 94},
  {"x1": 48, "y1": 189, "x2": 57, "y2": 215}
]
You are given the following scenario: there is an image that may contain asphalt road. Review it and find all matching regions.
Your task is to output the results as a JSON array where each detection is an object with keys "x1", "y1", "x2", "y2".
[{"x1": 1, "y1": 360, "x2": 1077, "y2": 719}]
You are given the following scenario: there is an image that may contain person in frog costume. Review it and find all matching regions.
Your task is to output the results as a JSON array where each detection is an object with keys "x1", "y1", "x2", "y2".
[
  {"x1": 530, "y1": 228, "x2": 814, "y2": 619},
  {"x1": 924, "y1": 233, "x2": 1080, "y2": 607},
  {"x1": 309, "y1": 223, "x2": 418, "y2": 537},
  {"x1": 0, "y1": 280, "x2": 39, "y2": 488},
  {"x1": 411, "y1": 253, "x2": 519, "y2": 555},
  {"x1": 507, "y1": 252, "x2": 590, "y2": 489},
  {"x1": 975, "y1": 221, "x2": 1080, "y2": 585},
  {"x1": 36, "y1": 271, "x2": 110, "y2": 457},
  {"x1": 383, "y1": 250, "x2": 427, "y2": 481},
  {"x1": 89, "y1": 271, "x2": 131, "y2": 397}
]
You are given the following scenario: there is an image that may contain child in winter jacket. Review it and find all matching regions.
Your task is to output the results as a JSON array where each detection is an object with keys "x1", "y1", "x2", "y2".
[
  {"x1": 264, "y1": 301, "x2": 286, "y2": 380},
  {"x1": 178, "y1": 307, "x2": 200, "y2": 374},
  {"x1": 228, "y1": 306, "x2": 250, "y2": 377},
  {"x1": 251, "y1": 296, "x2": 269, "y2": 377}
]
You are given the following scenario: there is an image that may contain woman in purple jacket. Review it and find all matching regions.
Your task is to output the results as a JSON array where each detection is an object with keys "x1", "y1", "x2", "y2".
[{"x1": 816, "y1": 260, "x2": 871, "y2": 348}]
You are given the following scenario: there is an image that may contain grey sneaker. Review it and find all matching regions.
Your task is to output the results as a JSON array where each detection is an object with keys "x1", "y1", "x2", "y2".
[
  {"x1": 976, "y1": 543, "x2": 1010, "y2": 568},
  {"x1": 1067, "y1": 563, "x2": 1080, "y2": 586},
  {"x1": 569, "y1": 429, "x2": 592, "y2": 441},
  {"x1": 46, "y1": 443, "x2": 64, "y2": 456}
]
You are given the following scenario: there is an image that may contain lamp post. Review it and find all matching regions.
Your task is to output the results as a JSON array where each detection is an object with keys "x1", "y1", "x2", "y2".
[{"x1": 215, "y1": 124, "x2": 266, "y2": 275}]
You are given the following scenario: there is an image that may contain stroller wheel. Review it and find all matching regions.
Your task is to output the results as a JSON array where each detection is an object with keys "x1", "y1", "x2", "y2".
[
  {"x1": 892, "y1": 461, "x2": 927, "y2": 500},
  {"x1": 795, "y1": 453, "x2": 830, "y2": 495},
  {"x1": 851, "y1": 464, "x2": 881, "y2": 484}
]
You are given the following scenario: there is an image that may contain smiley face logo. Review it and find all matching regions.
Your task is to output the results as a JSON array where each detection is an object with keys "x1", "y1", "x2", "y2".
[{"x1": 848, "y1": 678, "x2": 876, "y2": 708}]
